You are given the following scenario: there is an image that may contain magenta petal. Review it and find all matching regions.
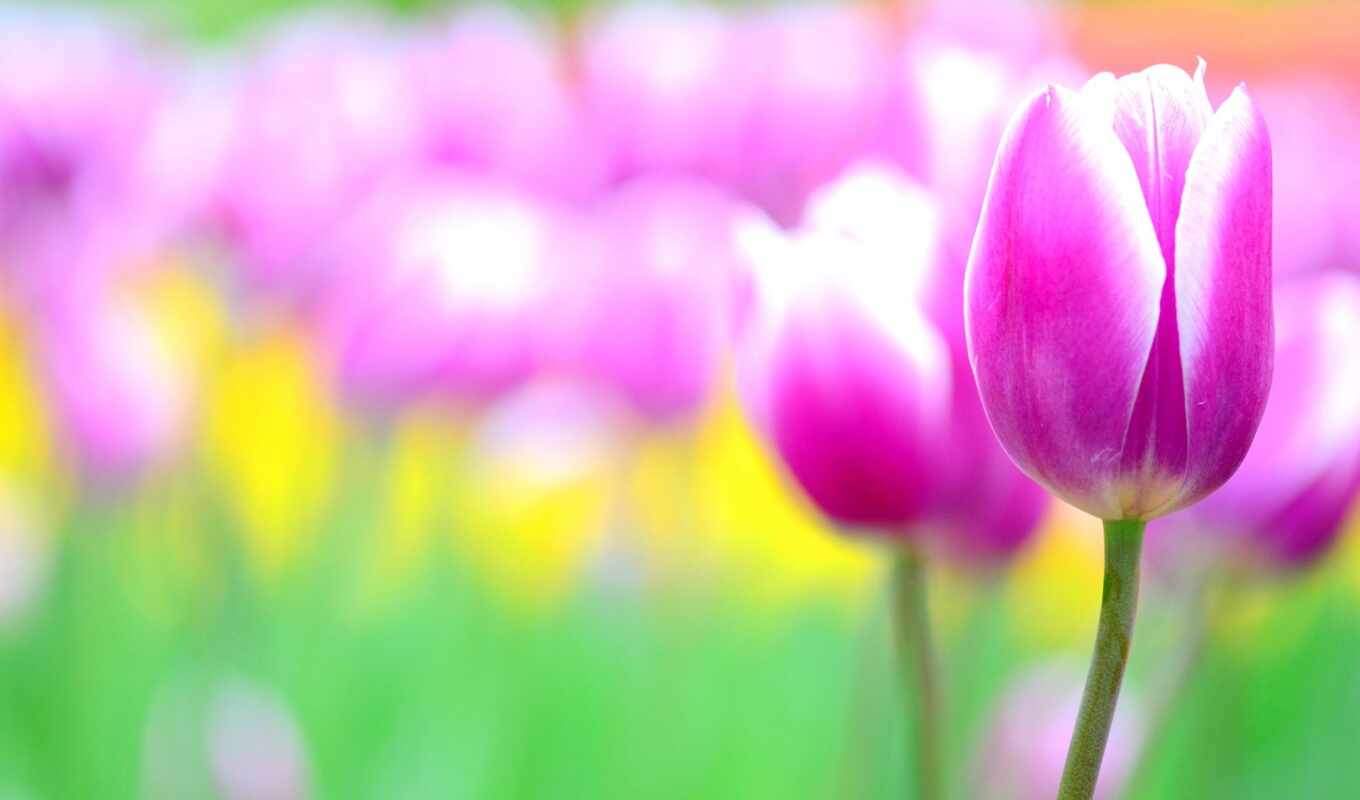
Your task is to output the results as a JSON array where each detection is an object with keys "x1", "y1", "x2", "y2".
[
  {"x1": 1111, "y1": 63, "x2": 1212, "y2": 256},
  {"x1": 748, "y1": 228, "x2": 952, "y2": 531},
  {"x1": 966, "y1": 85, "x2": 1165, "y2": 520},
  {"x1": 1172, "y1": 86, "x2": 1273, "y2": 510},
  {"x1": 1108, "y1": 64, "x2": 1214, "y2": 512}
]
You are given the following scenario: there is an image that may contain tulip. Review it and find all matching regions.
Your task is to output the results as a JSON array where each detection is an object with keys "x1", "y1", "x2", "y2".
[
  {"x1": 550, "y1": 178, "x2": 752, "y2": 425},
  {"x1": 0, "y1": 9, "x2": 164, "y2": 282},
  {"x1": 409, "y1": 9, "x2": 603, "y2": 201},
  {"x1": 1152, "y1": 272, "x2": 1360, "y2": 571},
  {"x1": 737, "y1": 178, "x2": 955, "y2": 798},
  {"x1": 37, "y1": 280, "x2": 192, "y2": 484},
  {"x1": 727, "y1": 4, "x2": 903, "y2": 226},
  {"x1": 315, "y1": 174, "x2": 560, "y2": 410},
  {"x1": 738, "y1": 217, "x2": 951, "y2": 532},
  {"x1": 804, "y1": 163, "x2": 1048, "y2": 564},
  {"x1": 578, "y1": 5, "x2": 750, "y2": 189},
  {"x1": 1252, "y1": 81, "x2": 1360, "y2": 278},
  {"x1": 966, "y1": 62, "x2": 1272, "y2": 800},
  {"x1": 214, "y1": 16, "x2": 419, "y2": 298}
]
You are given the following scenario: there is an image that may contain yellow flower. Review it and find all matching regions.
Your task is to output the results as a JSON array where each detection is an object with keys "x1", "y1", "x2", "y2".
[
  {"x1": 688, "y1": 389, "x2": 882, "y2": 612},
  {"x1": 450, "y1": 383, "x2": 620, "y2": 611},
  {"x1": 204, "y1": 326, "x2": 341, "y2": 575},
  {"x1": 366, "y1": 406, "x2": 470, "y2": 593},
  {"x1": 1006, "y1": 502, "x2": 1103, "y2": 650},
  {"x1": 0, "y1": 302, "x2": 53, "y2": 492}
]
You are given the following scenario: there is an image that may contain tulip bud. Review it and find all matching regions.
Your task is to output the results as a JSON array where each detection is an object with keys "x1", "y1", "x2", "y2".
[
  {"x1": 737, "y1": 207, "x2": 951, "y2": 531},
  {"x1": 316, "y1": 175, "x2": 561, "y2": 409},
  {"x1": 215, "y1": 16, "x2": 419, "y2": 297},
  {"x1": 38, "y1": 283, "x2": 192, "y2": 483},
  {"x1": 804, "y1": 163, "x2": 1048, "y2": 560},
  {"x1": 966, "y1": 62, "x2": 1273, "y2": 521},
  {"x1": 549, "y1": 178, "x2": 752, "y2": 424}
]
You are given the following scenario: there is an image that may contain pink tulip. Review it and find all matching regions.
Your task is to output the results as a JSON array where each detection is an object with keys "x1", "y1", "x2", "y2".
[
  {"x1": 728, "y1": 5, "x2": 904, "y2": 226},
  {"x1": 902, "y1": 36, "x2": 1084, "y2": 243},
  {"x1": 0, "y1": 9, "x2": 164, "y2": 282},
  {"x1": 214, "y1": 16, "x2": 420, "y2": 297},
  {"x1": 737, "y1": 185, "x2": 952, "y2": 530},
  {"x1": 37, "y1": 278, "x2": 192, "y2": 483},
  {"x1": 578, "y1": 4, "x2": 751, "y2": 188},
  {"x1": 549, "y1": 178, "x2": 752, "y2": 424},
  {"x1": 1151, "y1": 272, "x2": 1360, "y2": 571},
  {"x1": 409, "y1": 9, "x2": 604, "y2": 201},
  {"x1": 316, "y1": 173, "x2": 562, "y2": 409},
  {"x1": 978, "y1": 662, "x2": 1143, "y2": 800},
  {"x1": 797, "y1": 163, "x2": 1048, "y2": 557},
  {"x1": 966, "y1": 62, "x2": 1273, "y2": 522},
  {"x1": 1252, "y1": 80, "x2": 1360, "y2": 278}
]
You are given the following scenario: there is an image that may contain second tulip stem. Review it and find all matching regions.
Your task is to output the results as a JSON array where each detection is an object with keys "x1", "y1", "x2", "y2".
[
  {"x1": 1057, "y1": 518, "x2": 1145, "y2": 800},
  {"x1": 891, "y1": 547, "x2": 941, "y2": 800}
]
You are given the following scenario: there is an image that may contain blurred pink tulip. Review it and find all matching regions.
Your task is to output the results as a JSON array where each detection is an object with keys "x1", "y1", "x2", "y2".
[
  {"x1": 215, "y1": 16, "x2": 420, "y2": 297},
  {"x1": 967, "y1": 63, "x2": 1273, "y2": 522},
  {"x1": 798, "y1": 163, "x2": 1047, "y2": 559},
  {"x1": 0, "y1": 9, "x2": 164, "y2": 282},
  {"x1": 728, "y1": 4, "x2": 905, "y2": 226},
  {"x1": 1253, "y1": 80, "x2": 1360, "y2": 278},
  {"x1": 549, "y1": 178, "x2": 753, "y2": 424},
  {"x1": 902, "y1": 37, "x2": 1084, "y2": 242},
  {"x1": 409, "y1": 9, "x2": 604, "y2": 201},
  {"x1": 1151, "y1": 272, "x2": 1360, "y2": 571},
  {"x1": 737, "y1": 185, "x2": 951, "y2": 531},
  {"x1": 37, "y1": 281, "x2": 191, "y2": 483},
  {"x1": 579, "y1": 5, "x2": 752, "y2": 187},
  {"x1": 978, "y1": 662, "x2": 1143, "y2": 800},
  {"x1": 316, "y1": 173, "x2": 563, "y2": 409}
]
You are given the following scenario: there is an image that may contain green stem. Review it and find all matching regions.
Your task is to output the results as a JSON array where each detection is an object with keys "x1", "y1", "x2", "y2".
[
  {"x1": 891, "y1": 548, "x2": 941, "y2": 800},
  {"x1": 1057, "y1": 519, "x2": 1145, "y2": 800}
]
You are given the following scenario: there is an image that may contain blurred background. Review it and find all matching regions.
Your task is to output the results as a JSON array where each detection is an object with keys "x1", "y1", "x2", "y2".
[{"x1": 1, "y1": 0, "x2": 1359, "y2": 797}]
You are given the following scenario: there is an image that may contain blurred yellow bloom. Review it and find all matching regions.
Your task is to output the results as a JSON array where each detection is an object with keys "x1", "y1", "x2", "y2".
[
  {"x1": 128, "y1": 258, "x2": 228, "y2": 380},
  {"x1": 205, "y1": 326, "x2": 341, "y2": 575},
  {"x1": 689, "y1": 389, "x2": 882, "y2": 611},
  {"x1": 0, "y1": 303, "x2": 52, "y2": 491},
  {"x1": 451, "y1": 383, "x2": 619, "y2": 611},
  {"x1": 368, "y1": 407, "x2": 470, "y2": 591},
  {"x1": 1006, "y1": 502, "x2": 1103, "y2": 650}
]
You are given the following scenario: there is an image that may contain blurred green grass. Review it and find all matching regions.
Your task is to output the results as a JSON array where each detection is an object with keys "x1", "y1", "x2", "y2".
[{"x1": 1, "y1": 446, "x2": 1357, "y2": 797}]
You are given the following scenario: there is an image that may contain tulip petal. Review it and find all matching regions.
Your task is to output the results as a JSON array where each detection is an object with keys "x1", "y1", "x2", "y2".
[
  {"x1": 1112, "y1": 63, "x2": 1213, "y2": 256},
  {"x1": 966, "y1": 85, "x2": 1165, "y2": 519},
  {"x1": 1173, "y1": 86, "x2": 1273, "y2": 509},
  {"x1": 1107, "y1": 65, "x2": 1213, "y2": 511}
]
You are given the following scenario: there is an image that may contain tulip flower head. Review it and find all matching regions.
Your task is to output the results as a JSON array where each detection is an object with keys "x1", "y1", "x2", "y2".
[
  {"x1": 804, "y1": 163, "x2": 1048, "y2": 561},
  {"x1": 966, "y1": 62, "x2": 1273, "y2": 522},
  {"x1": 737, "y1": 197, "x2": 951, "y2": 532},
  {"x1": 215, "y1": 17, "x2": 419, "y2": 297},
  {"x1": 410, "y1": 9, "x2": 602, "y2": 201},
  {"x1": 551, "y1": 178, "x2": 752, "y2": 425},
  {"x1": 38, "y1": 270, "x2": 194, "y2": 484},
  {"x1": 316, "y1": 175, "x2": 559, "y2": 410}
]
